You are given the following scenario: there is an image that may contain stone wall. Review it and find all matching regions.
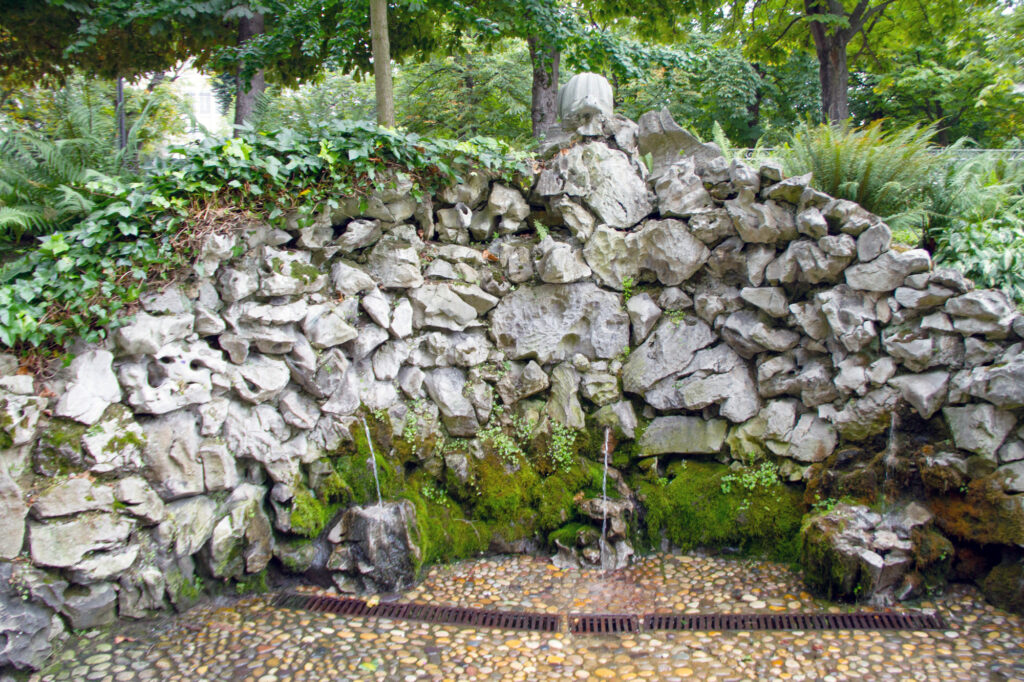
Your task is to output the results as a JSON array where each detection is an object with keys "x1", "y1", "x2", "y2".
[{"x1": 3, "y1": 108, "x2": 1024, "y2": 670}]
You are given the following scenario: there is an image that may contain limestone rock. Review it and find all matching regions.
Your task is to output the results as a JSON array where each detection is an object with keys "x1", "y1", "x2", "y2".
[
  {"x1": 231, "y1": 353, "x2": 290, "y2": 404},
  {"x1": 0, "y1": 563, "x2": 65, "y2": 670},
  {"x1": 424, "y1": 368, "x2": 479, "y2": 437},
  {"x1": 327, "y1": 501, "x2": 421, "y2": 593},
  {"x1": 302, "y1": 304, "x2": 358, "y2": 349},
  {"x1": 636, "y1": 108, "x2": 723, "y2": 180},
  {"x1": 545, "y1": 364, "x2": 585, "y2": 430},
  {"x1": 409, "y1": 284, "x2": 479, "y2": 332},
  {"x1": 622, "y1": 317, "x2": 715, "y2": 395},
  {"x1": 32, "y1": 477, "x2": 114, "y2": 518},
  {"x1": 889, "y1": 372, "x2": 949, "y2": 420},
  {"x1": 155, "y1": 495, "x2": 219, "y2": 556},
  {"x1": 534, "y1": 238, "x2": 592, "y2": 284},
  {"x1": 634, "y1": 219, "x2": 710, "y2": 286},
  {"x1": 141, "y1": 410, "x2": 204, "y2": 500},
  {"x1": 845, "y1": 249, "x2": 931, "y2": 292},
  {"x1": 206, "y1": 483, "x2": 273, "y2": 578},
  {"x1": 496, "y1": 361, "x2": 550, "y2": 406},
  {"x1": 336, "y1": 218, "x2": 382, "y2": 252},
  {"x1": 330, "y1": 260, "x2": 377, "y2": 296},
  {"x1": 655, "y1": 158, "x2": 714, "y2": 217},
  {"x1": 115, "y1": 313, "x2": 193, "y2": 356},
  {"x1": 367, "y1": 234, "x2": 424, "y2": 289},
  {"x1": 787, "y1": 415, "x2": 838, "y2": 463},
  {"x1": 490, "y1": 283, "x2": 629, "y2": 364},
  {"x1": 54, "y1": 350, "x2": 121, "y2": 425},
  {"x1": 537, "y1": 141, "x2": 652, "y2": 229},
  {"x1": 0, "y1": 464, "x2": 28, "y2": 558},
  {"x1": 119, "y1": 341, "x2": 224, "y2": 414},
  {"x1": 945, "y1": 290, "x2": 1016, "y2": 337},
  {"x1": 28, "y1": 513, "x2": 133, "y2": 568},
  {"x1": 114, "y1": 476, "x2": 165, "y2": 525},
  {"x1": 637, "y1": 416, "x2": 728, "y2": 456},
  {"x1": 625, "y1": 293, "x2": 661, "y2": 344},
  {"x1": 944, "y1": 404, "x2": 1016, "y2": 460}
]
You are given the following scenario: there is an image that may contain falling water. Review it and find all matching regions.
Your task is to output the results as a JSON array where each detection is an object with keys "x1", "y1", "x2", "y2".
[
  {"x1": 361, "y1": 416, "x2": 384, "y2": 507},
  {"x1": 599, "y1": 426, "x2": 611, "y2": 571},
  {"x1": 883, "y1": 412, "x2": 899, "y2": 506}
]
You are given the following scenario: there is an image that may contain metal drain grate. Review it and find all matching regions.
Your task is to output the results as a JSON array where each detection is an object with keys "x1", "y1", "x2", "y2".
[
  {"x1": 569, "y1": 614, "x2": 640, "y2": 635},
  {"x1": 642, "y1": 611, "x2": 946, "y2": 632},
  {"x1": 273, "y1": 593, "x2": 560, "y2": 632}
]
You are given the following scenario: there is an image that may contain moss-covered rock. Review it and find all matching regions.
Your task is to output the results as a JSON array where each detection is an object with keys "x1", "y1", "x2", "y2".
[
  {"x1": 979, "y1": 556, "x2": 1024, "y2": 615},
  {"x1": 636, "y1": 460, "x2": 804, "y2": 562},
  {"x1": 930, "y1": 476, "x2": 1024, "y2": 546},
  {"x1": 32, "y1": 418, "x2": 87, "y2": 477}
]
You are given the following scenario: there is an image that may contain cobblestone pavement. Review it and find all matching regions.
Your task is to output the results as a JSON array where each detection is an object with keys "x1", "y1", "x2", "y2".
[{"x1": 31, "y1": 553, "x2": 1024, "y2": 681}]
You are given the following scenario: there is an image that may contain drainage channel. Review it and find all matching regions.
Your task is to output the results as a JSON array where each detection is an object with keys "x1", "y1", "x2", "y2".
[
  {"x1": 272, "y1": 593, "x2": 561, "y2": 633},
  {"x1": 273, "y1": 592, "x2": 946, "y2": 634}
]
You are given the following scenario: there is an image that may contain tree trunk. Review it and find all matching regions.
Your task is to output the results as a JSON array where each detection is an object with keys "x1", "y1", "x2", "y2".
[
  {"x1": 814, "y1": 36, "x2": 849, "y2": 123},
  {"x1": 527, "y1": 37, "x2": 560, "y2": 139},
  {"x1": 234, "y1": 11, "x2": 266, "y2": 134},
  {"x1": 116, "y1": 76, "x2": 126, "y2": 151},
  {"x1": 370, "y1": 0, "x2": 395, "y2": 127}
]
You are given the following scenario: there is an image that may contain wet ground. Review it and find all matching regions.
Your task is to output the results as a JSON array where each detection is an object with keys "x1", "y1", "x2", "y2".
[{"x1": 31, "y1": 553, "x2": 1024, "y2": 681}]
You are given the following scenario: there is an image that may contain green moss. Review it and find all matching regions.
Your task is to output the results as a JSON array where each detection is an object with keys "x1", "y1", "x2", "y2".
[
  {"x1": 290, "y1": 490, "x2": 330, "y2": 538},
  {"x1": 289, "y1": 261, "x2": 321, "y2": 283},
  {"x1": 548, "y1": 522, "x2": 592, "y2": 546},
  {"x1": 400, "y1": 477, "x2": 492, "y2": 575},
  {"x1": 636, "y1": 460, "x2": 804, "y2": 562},
  {"x1": 234, "y1": 570, "x2": 269, "y2": 595}
]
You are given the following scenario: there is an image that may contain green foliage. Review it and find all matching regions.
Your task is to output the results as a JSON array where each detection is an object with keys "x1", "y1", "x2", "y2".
[
  {"x1": 779, "y1": 119, "x2": 944, "y2": 231},
  {"x1": 0, "y1": 76, "x2": 184, "y2": 242},
  {"x1": 0, "y1": 120, "x2": 528, "y2": 350},
  {"x1": 395, "y1": 40, "x2": 533, "y2": 143},
  {"x1": 615, "y1": 35, "x2": 819, "y2": 145},
  {"x1": 637, "y1": 460, "x2": 803, "y2": 562},
  {"x1": 850, "y1": 5, "x2": 1024, "y2": 146}
]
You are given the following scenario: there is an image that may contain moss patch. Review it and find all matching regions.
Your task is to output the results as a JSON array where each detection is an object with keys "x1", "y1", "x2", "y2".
[{"x1": 635, "y1": 460, "x2": 804, "y2": 562}]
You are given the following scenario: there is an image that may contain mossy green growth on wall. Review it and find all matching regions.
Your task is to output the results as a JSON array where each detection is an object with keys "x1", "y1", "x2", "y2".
[
  {"x1": 635, "y1": 460, "x2": 804, "y2": 562},
  {"x1": 399, "y1": 474, "x2": 492, "y2": 573},
  {"x1": 289, "y1": 490, "x2": 331, "y2": 538}
]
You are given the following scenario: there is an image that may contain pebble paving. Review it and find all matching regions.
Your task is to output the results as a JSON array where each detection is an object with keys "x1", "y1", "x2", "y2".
[{"x1": 31, "y1": 553, "x2": 1024, "y2": 681}]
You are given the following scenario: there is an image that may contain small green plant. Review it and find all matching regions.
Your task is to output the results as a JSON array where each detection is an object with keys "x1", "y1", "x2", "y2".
[
  {"x1": 810, "y1": 495, "x2": 839, "y2": 514},
  {"x1": 665, "y1": 309, "x2": 687, "y2": 324},
  {"x1": 547, "y1": 422, "x2": 577, "y2": 473},
  {"x1": 621, "y1": 276, "x2": 635, "y2": 303},
  {"x1": 421, "y1": 482, "x2": 448, "y2": 506},
  {"x1": 535, "y1": 221, "x2": 549, "y2": 241},
  {"x1": 479, "y1": 422, "x2": 524, "y2": 465},
  {"x1": 720, "y1": 460, "x2": 781, "y2": 512}
]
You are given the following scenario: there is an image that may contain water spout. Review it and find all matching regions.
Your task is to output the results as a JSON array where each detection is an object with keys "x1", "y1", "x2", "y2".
[
  {"x1": 600, "y1": 426, "x2": 611, "y2": 571},
  {"x1": 361, "y1": 415, "x2": 384, "y2": 508}
]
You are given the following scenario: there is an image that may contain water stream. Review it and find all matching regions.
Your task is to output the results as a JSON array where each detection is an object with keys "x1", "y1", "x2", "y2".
[
  {"x1": 599, "y1": 426, "x2": 611, "y2": 571},
  {"x1": 361, "y1": 416, "x2": 384, "y2": 508},
  {"x1": 882, "y1": 411, "x2": 899, "y2": 507}
]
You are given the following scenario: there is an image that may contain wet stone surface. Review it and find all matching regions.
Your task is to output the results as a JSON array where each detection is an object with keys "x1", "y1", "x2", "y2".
[{"x1": 31, "y1": 553, "x2": 1024, "y2": 681}]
